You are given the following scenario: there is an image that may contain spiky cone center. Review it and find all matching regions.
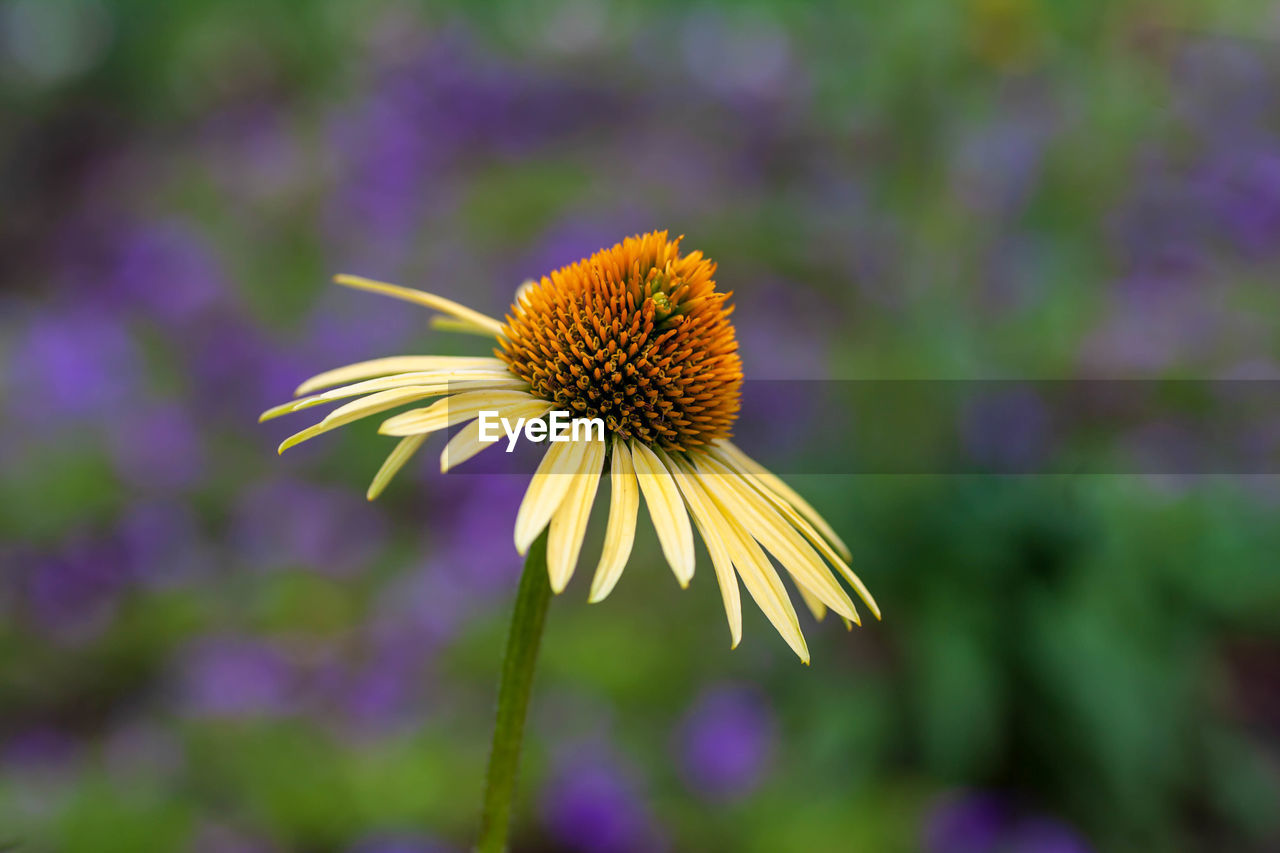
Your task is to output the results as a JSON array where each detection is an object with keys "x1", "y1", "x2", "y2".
[{"x1": 496, "y1": 232, "x2": 743, "y2": 452}]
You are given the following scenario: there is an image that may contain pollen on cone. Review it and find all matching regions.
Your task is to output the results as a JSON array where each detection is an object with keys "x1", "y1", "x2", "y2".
[{"x1": 496, "y1": 231, "x2": 743, "y2": 452}]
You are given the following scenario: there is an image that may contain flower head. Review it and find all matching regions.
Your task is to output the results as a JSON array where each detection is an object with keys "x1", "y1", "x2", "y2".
[
  {"x1": 498, "y1": 232, "x2": 741, "y2": 450},
  {"x1": 262, "y1": 231, "x2": 878, "y2": 661}
]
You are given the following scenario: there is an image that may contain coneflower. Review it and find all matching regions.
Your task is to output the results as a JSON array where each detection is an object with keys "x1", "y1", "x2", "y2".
[{"x1": 261, "y1": 231, "x2": 878, "y2": 851}]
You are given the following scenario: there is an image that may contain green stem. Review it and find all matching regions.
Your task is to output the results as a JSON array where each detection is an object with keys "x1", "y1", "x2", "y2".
[{"x1": 477, "y1": 530, "x2": 552, "y2": 853}]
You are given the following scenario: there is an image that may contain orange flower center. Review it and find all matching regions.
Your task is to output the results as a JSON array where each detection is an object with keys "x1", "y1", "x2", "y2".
[{"x1": 497, "y1": 231, "x2": 743, "y2": 451}]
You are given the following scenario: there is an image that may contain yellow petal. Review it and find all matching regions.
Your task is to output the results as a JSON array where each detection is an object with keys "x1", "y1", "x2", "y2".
[
  {"x1": 710, "y1": 445, "x2": 879, "y2": 620},
  {"x1": 278, "y1": 386, "x2": 444, "y2": 453},
  {"x1": 440, "y1": 399, "x2": 554, "y2": 473},
  {"x1": 694, "y1": 455, "x2": 860, "y2": 625},
  {"x1": 546, "y1": 437, "x2": 606, "y2": 592},
  {"x1": 629, "y1": 441, "x2": 695, "y2": 588},
  {"x1": 662, "y1": 453, "x2": 742, "y2": 648},
  {"x1": 713, "y1": 500, "x2": 809, "y2": 663},
  {"x1": 367, "y1": 434, "x2": 427, "y2": 500},
  {"x1": 334, "y1": 274, "x2": 504, "y2": 337},
  {"x1": 588, "y1": 437, "x2": 639, "y2": 603},
  {"x1": 714, "y1": 441, "x2": 852, "y2": 561},
  {"x1": 378, "y1": 390, "x2": 537, "y2": 437},
  {"x1": 747, "y1": 501, "x2": 878, "y2": 620},
  {"x1": 795, "y1": 584, "x2": 828, "y2": 623},
  {"x1": 758, "y1": 497, "x2": 880, "y2": 621},
  {"x1": 514, "y1": 436, "x2": 597, "y2": 555},
  {"x1": 429, "y1": 315, "x2": 497, "y2": 336},
  {"x1": 311, "y1": 369, "x2": 518, "y2": 400},
  {"x1": 294, "y1": 356, "x2": 507, "y2": 396},
  {"x1": 263, "y1": 370, "x2": 523, "y2": 422}
]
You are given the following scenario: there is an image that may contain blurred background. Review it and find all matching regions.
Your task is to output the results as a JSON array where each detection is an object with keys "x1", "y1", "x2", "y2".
[{"x1": 3, "y1": 1, "x2": 1280, "y2": 851}]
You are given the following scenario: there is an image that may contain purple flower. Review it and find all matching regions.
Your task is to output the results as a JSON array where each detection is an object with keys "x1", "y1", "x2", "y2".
[
  {"x1": 310, "y1": 640, "x2": 425, "y2": 733},
  {"x1": 107, "y1": 400, "x2": 206, "y2": 493},
  {"x1": 324, "y1": 31, "x2": 620, "y2": 267},
  {"x1": 729, "y1": 283, "x2": 834, "y2": 453},
  {"x1": 949, "y1": 94, "x2": 1055, "y2": 218},
  {"x1": 325, "y1": 89, "x2": 441, "y2": 263},
  {"x1": 610, "y1": 123, "x2": 725, "y2": 220},
  {"x1": 1108, "y1": 155, "x2": 1209, "y2": 279},
  {"x1": 5, "y1": 305, "x2": 140, "y2": 426},
  {"x1": 54, "y1": 216, "x2": 229, "y2": 323},
  {"x1": 675, "y1": 683, "x2": 775, "y2": 801},
  {"x1": 732, "y1": 282, "x2": 831, "y2": 380},
  {"x1": 541, "y1": 748, "x2": 666, "y2": 853},
  {"x1": 364, "y1": 479, "x2": 527, "y2": 680},
  {"x1": 105, "y1": 222, "x2": 227, "y2": 323},
  {"x1": 177, "y1": 637, "x2": 296, "y2": 718},
  {"x1": 510, "y1": 216, "x2": 657, "y2": 289},
  {"x1": 362, "y1": 485, "x2": 526, "y2": 660},
  {"x1": 299, "y1": 289, "x2": 420, "y2": 367},
  {"x1": 184, "y1": 315, "x2": 309, "y2": 420},
  {"x1": 232, "y1": 479, "x2": 389, "y2": 577},
  {"x1": 1199, "y1": 148, "x2": 1280, "y2": 259},
  {"x1": 1007, "y1": 818, "x2": 1093, "y2": 853},
  {"x1": 1, "y1": 728, "x2": 83, "y2": 818},
  {"x1": 426, "y1": 475, "x2": 527, "y2": 592},
  {"x1": 372, "y1": 565, "x2": 474, "y2": 654},
  {"x1": 924, "y1": 792, "x2": 1009, "y2": 853},
  {"x1": 386, "y1": 32, "x2": 614, "y2": 154},
  {"x1": 961, "y1": 387, "x2": 1051, "y2": 472},
  {"x1": 22, "y1": 536, "x2": 134, "y2": 640},
  {"x1": 1172, "y1": 37, "x2": 1277, "y2": 145},
  {"x1": 115, "y1": 500, "x2": 210, "y2": 586},
  {"x1": 923, "y1": 791, "x2": 1092, "y2": 853},
  {"x1": 341, "y1": 661, "x2": 417, "y2": 730},
  {"x1": 2, "y1": 727, "x2": 80, "y2": 769},
  {"x1": 1081, "y1": 283, "x2": 1220, "y2": 373}
]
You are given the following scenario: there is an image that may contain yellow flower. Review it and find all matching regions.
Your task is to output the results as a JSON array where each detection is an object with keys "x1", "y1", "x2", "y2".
[{"x1": 261, "y1": 231, "x2": 878, "y2": 661}]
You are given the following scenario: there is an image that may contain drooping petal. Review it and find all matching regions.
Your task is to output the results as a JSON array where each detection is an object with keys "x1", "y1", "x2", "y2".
[
  {"x1": 713, "y1": 441, "x2": 852, "y2": 561},
  {"x1": 294, "y1": 356, "x2": 508, "y2": 396},
  {"x1": 514, "y1": 435, "x2": 598, "y2": 555},
  {"x1": 713, "y1": 500, "x2": 809, "y2": 663},
  {"x1": 589, "y1": 437, "x2": 640, "y2": 603},
  {"x1": 790, "y1": 583, "x2": 852, "y2": 630},
  {"x1": 379, "y1": 390, "x2": 538, "y2": 437},
  {"x1": 694, "y1": 454, "x2": 860, "y2": 625},
  {"x1": 263, "y1": 370, "x2": 523, "y2": 421},
  {"x1": 367, "y1": 434, "x2": 428, "y2": 500},
  {"x1": 333, "y1": 274, "x2": 505, "y2": 336},
  {"x1": 664, "y1": 453, "x2": 742, "y2": 648},
  {"x1": 769, "y1": 507, "x2": 879, "y2": 621},
  {"x1": 278, "y1": 386, "x2": 445, "y2": 453},
  {"x1": 794, "y1": 584, "x2": 828, "y2": 623},
  {"x1": 629, "y1": 440, "x2": 695, "y2": 588},
  {"x1": 710, "y1": 445, "x2": 879, "y2": 620},
  {"x1": 754, "y1": 495, "x2": 879, "y2": 621},
  {"x1": 546, "y1": 437, "x2": 606, "y2": 592},
  {"x1": 440, "y1": 399, "x2": 554, "y2": 472}
]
